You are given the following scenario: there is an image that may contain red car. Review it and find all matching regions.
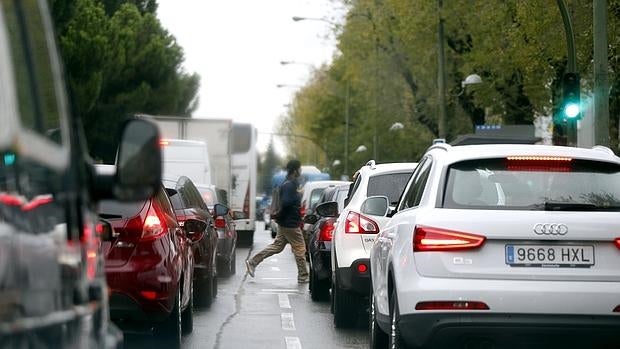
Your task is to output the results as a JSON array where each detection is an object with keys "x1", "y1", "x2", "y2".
[{"x1": 98, "y1": 180, "x2": 197, "y2": 348}]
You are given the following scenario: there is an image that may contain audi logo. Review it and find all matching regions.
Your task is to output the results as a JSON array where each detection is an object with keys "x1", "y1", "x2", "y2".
[{"x1": 533, "y1": 223, "x2": 568, "y2": 235}]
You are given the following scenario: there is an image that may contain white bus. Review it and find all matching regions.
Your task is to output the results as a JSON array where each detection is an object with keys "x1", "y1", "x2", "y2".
[{"x1": 230, "y1": 123, "x2": 257, "y2": 245}]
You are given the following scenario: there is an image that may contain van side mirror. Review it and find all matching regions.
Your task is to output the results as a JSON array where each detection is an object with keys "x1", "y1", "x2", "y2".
[
  {"x1": 214, "y1": 203, "x2": 229, "y2": 217},
  {"x1": 361, "y1": 196, "x2": 389, "y2": 217},
  {"x1": 315, "y1": 201, "x2": 338, "y2": 218},
  {"x1": 115, "y1": 119, "x2": 161, "y2": 201}
]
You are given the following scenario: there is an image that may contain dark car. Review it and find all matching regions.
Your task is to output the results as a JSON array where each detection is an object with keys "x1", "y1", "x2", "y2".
[
  {"x1": 165, "y1": 178, "x2": 219, "y2": 306},
  {"x1": 0, "y1": 1, "x2": 164, "y2": 347},
  {"x1": 99, "y1": 180, "x2": 195, "y2": 348},
  {"x1": 196, "y1": 184, "x2": 237, "y2": 277},
  {"x1": 304, "y1": 184, "x2": 350, "y2": 301}
]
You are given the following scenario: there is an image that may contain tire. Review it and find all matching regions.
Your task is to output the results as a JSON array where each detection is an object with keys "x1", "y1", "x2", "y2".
[
  {"x1": 333, "y1": 276, "x2": 358, "y2": 328},
  {"x1": 157, "y1": 288, "x2": 182, "y2": 349},
  {"x1": 388, "y1": 290, "x2": 407, "y2": 349},
  {"x1": 218, "y1": 249, "x2": 236, "y2": 277},
  {"x1": 309, "y1": 266, "x2": 329, "y2": 302},
  {"x1": 370, "y1": 292, "x2": 388, "y2": 349},
  {"x1": 196, "y1": 275, "x2": 213, "y2": 308},
  {"x1": 181, "y1": 283, "x2": 193, "y2": 335}
]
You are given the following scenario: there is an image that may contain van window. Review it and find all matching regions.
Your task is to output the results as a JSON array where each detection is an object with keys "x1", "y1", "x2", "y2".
[{"x1": 163, "y1": 145, "x2": 205, "y2": 162}]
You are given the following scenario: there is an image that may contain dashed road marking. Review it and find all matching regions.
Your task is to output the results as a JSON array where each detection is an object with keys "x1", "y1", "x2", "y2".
[
  {"x1": 260, "y1": 277, "x2": 294, "y2": 280},
  {"x1": 278, "y1": 294, "x2": 291, "y2": 308},
  {"x1": 271, "y1": 266, "x2": 281, "y2": 271},
  {"x1": 281, "y1": 313, "x2": 296, "y2": 331},
  {"x1": 261, "y1": 289, "x2": 299, "y2": 293},
  {"x1": 285, "y1": 336, "x2": 302, "y2": 349}
]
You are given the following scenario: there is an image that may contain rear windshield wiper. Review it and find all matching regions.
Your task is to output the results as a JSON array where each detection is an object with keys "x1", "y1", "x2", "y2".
[{"x1": 542, "y1": 201, "x2": 620, "y2": 211}]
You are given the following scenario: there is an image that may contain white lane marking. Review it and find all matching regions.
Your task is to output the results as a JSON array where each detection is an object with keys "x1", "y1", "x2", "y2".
[
  {"x1": 271, "y1": 266, "x2": 281, "y2": 271},
  {"x1": 278, "y1": 294, "x2": 291, "y2": 308},
  {"x1": 285, "y1": 337, "x2": 302, "y2": 349},
  {"x1": 260, "y1": 277, "x2": 294, "y2": 280},
  {"x1": 261, "y1": 289, "x2": 299, "y2": 293},
  {"x1": 281, "y1": 313, "x2": 296, "y2": 331}
]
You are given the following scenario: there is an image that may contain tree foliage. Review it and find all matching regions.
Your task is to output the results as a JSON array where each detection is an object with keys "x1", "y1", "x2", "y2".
[
  {"x1": 283, "y1": 0, "x2": 620, "y2": 175},
  {"x1": 50, "y1": 0, "x2": 199, "y2": 162}
]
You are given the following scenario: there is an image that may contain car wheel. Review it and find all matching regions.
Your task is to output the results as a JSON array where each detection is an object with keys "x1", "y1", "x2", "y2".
[
  {"x1": 333, "y1": 276, "x2": 357, "y2": 328},
  {"x1": 157, "y1": 288, "x2": 181, "y2": 349},
  {"x1": 310, "y1": 264, "x2": 329, "y2": 302},
  {"x1": 181, "y1": 283, "x2": 194, "y2": 335},
  {"x1": 196, "y1": 275, "x2": 213, "y2": 308},
  {"x1": 370, "y1": 291, "x2": 388, "y2": 349},
  {"x1": 389, "y1": 290, "x2": 407, "y2": 349}
]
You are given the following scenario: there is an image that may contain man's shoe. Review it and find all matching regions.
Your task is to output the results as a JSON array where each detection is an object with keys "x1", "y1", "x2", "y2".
[
  {"x1": 245, "y1": 260, "x2": 255, "y2": 277},
  {"x1": 297, "y1": 277, "x2": 309, "y2": 284}
]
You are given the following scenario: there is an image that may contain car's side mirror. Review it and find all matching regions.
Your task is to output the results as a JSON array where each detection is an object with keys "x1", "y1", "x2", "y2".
[
  {"x1": 183, "y1": 218, "x2": 207, "y2": 242},
  {"x1": 97, "y1": 219, "x2": 117, "y2": 241},
  {"x1": 361, "y1": 196, "x2": 389, "y2": 216},
  {"x1": 303, "y1": 214, "x2": 318, "y2": 225},
  {"x1": 115, "y1": 119, "x2": 161, "y2": 201},
  {"x1": 214, "y1": 203, "x2": 229, "y2": 217},
  {"x1": 315, "y1": 201, "x2": 338, "y2": 218}
]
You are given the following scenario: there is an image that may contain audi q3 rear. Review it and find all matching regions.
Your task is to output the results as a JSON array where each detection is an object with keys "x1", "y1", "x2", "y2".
[{"x1": 370, "y1": 144, "x2": 620, "y2": 349}]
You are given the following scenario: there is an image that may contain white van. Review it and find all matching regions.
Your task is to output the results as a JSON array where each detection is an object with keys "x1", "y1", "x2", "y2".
[{"x1": 161, "y1": 139, "x2": 213, "y2": 186}]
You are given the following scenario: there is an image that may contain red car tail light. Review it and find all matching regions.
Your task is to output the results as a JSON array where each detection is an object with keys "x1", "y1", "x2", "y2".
[
  {"x1": 505, "y1": 156, "x2": 573, "y2": 172},
  {"x1": 318, "y1": 220, "x2": 335, "y2": 242},
  {"x1": 415, "y1": 301, "x2": 489, "y2": 311},
  {"x1": 214, "y1": 217, "x2": 226, "y2": 229},
  {"x1": 345, "y1": 212, "x2": 379, "y2": 234},
  {"x1": 141, "y1": 206, "x2": 166, "y2": 241},
  {"x1": 300, "y1": 202, "x2": 306, "y2": 219},
  {"x1": 614, "y1": 238, "x2": 620, "y2": 250},
  {"x1": 140, "y1": 291, "x2": 158, "y2": 300},
  {"x1": 414, "y1": 226, "x2": 485, "y2": 252}
]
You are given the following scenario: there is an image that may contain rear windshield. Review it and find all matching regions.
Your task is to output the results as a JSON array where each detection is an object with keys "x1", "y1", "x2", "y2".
[
  {"x1": 99, "y1": 200, "x2": 147, "y2": 218},
  {"x1": 443, "y1": 158, "x2": 620, "y2": 210},
  {"x1": 367, "y1": 172, "x2": 413, "y2": 205},
  {"x1": 197, "y1": 187, "x2": 216, "y2": 207},
  {"x1": 309, "y1": 188, "x2": 325, "y2": 209}
]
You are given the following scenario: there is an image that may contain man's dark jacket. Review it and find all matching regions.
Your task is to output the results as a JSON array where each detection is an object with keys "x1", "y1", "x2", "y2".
[{"x1": 276, "y1": 177, "x2": 301, "y2": 228}]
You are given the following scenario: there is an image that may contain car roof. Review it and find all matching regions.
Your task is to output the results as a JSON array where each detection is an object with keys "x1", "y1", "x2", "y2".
[
  {"x1": 429, "y1": 144, "x2": 620, "y2": 164},
  {"x1": 302, "y1": 180, "x2": 350, "y2": 191},
  {"x1": 357, "y1": 162, "x2": 418, "y2": 177}
]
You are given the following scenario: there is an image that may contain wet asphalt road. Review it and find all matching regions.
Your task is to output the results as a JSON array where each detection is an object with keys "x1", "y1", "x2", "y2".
[{"x1": 123, "y1": 222, "x2": 368, "y2": 349}]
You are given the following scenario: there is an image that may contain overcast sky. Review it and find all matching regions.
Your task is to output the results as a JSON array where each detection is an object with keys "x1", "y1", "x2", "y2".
[{"x1": 156, "y1": 0, "x2": 343, "y2": 155}]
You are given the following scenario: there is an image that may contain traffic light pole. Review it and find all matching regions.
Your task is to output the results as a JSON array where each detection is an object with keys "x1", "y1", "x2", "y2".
[
  {"x1": 593, "y1": 0, "x2": 610, "y2": 147},
  {"x1": 556, "y1": 0, "x2": 578, "y2": 146}
]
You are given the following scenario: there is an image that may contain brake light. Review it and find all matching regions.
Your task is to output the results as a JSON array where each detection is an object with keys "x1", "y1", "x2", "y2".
[
  {"x1": 215, "y1": 217, "x2": 226, "y2": 229},
  {"x1": 300, "y1": 202, "x2": 306, "y2": 218},
  {"x1": 357, "y1": 263, "x2": 368, "y2": 273},
  {"x1": 141, "y1": 206, "x2": 166, "y2": 241},
  {"x1": 345, "y1": 212, "x2": 379, "y2": 234},
  {"x1": 414, "y1": 226, "x2": 485, "y2": 252},
  {"x1": 82, "y1": 223, "x2": 98, "y2": 280},
  {"x1": 614, "y1": 238, "x2": 620, "y2": 250},
  {"x1": 506, "y1": 156, "x2": 573, "y2": 172},
  {"x1": 318, "y1": 220, "x2": 335, "y2": 241},
  {"x1": 415, "y1": 301, "x2": 489, "y2": 311},
  {"x1": 140, "y1": 291, "x2": 158, "y2": 300},
  {"x1": 159, "y1": 139, "x2": 169, "y2": 147}
]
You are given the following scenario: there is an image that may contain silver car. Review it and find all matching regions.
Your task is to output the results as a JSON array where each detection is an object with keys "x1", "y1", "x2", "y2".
[{"x1": 369, "y1": 143, "x2": 620, "y2": 348}]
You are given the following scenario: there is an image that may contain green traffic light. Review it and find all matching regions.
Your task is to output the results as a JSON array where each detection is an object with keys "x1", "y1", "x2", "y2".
[{"x1": 564, "y1": 102, "x2": 580, "y2": 119}]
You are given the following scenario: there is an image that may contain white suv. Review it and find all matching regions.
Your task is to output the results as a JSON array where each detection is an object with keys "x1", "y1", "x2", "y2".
[
  {"x1": 369, "y1": 143, "x2": 620, "y2": 348},
  {"x1": 331, "y1": 161, "x2": 417, "y2": 328}
]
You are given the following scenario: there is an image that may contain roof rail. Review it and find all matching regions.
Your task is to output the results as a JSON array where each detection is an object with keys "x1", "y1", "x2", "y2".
[
  {"x1": 591, "y1": 145, "x2": 616, "y2": 157},
  {"x1": 427, "y1": 140, "x2": 451, "y2": 152},
  {"x1": 365, "y1": 160, "x2": 376, "y2": 169}
]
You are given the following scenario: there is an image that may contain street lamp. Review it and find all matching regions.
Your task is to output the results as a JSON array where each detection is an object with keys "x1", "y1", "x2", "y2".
[
  {"x1": 389, "y1": 122, "x2": 405, "y2": 131},
  {"x1": 355, "y1": 145, "x2": 367, "y2": 153},
  {"x1": 456, "y1": 74, "x2": 483, "y2": 96},
  {"x1": 280, "y1": 60, "x2": 314, "y2": 67},
  {"x1": 292, "y1": 16, "x2": 338, "y2": 26},
  {"x1": 276, "y1": 84, "x2": 302, "y2": 89}
]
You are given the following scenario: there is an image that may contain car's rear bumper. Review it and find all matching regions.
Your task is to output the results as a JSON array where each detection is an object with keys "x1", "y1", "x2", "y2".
[
  {"x1": 397, "y1": 312, "x2": 620, "y2": 348},
  {"x1": 335, "y1": 258, "x2": 371, "y2": 296},
  {"x1": 108, "y1": 292, "x2": 170, "y2": 323}
]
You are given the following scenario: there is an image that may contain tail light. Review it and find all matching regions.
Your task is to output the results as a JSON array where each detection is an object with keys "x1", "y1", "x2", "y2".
[
  {"x1": 505, "y1": 156, "x2": 573, "y2": 172},
  {"x1": 415, "y1": 301, "x2": 489, "y2": 311},
  {"x1": 345, "y1": 211, "x2": 379, "y2": 234},
  {"x1": 81, "y1": 222, "x2": 99, "y2": 280},
  {"x1": 318, "y1": 220, "x2": 335, "y2": 242},
  {"x1": 300, "y1": 202, "x2": 306, "y2": 218},
  {"x1": 214, "y1": 217, "x2": 226, "y2": 229},
  {"x1": 614, "y1": 238, "x2": 620, "y2": 250},
  {"x1": 356, "y1": 263, "x2": 368, "y2": 273},
  {"x1": 141, "y1": 206, "x2": 166, "y2": 241},
  {"x1": 414, "y1": 226, "x2": 485, "y2": 252}
]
